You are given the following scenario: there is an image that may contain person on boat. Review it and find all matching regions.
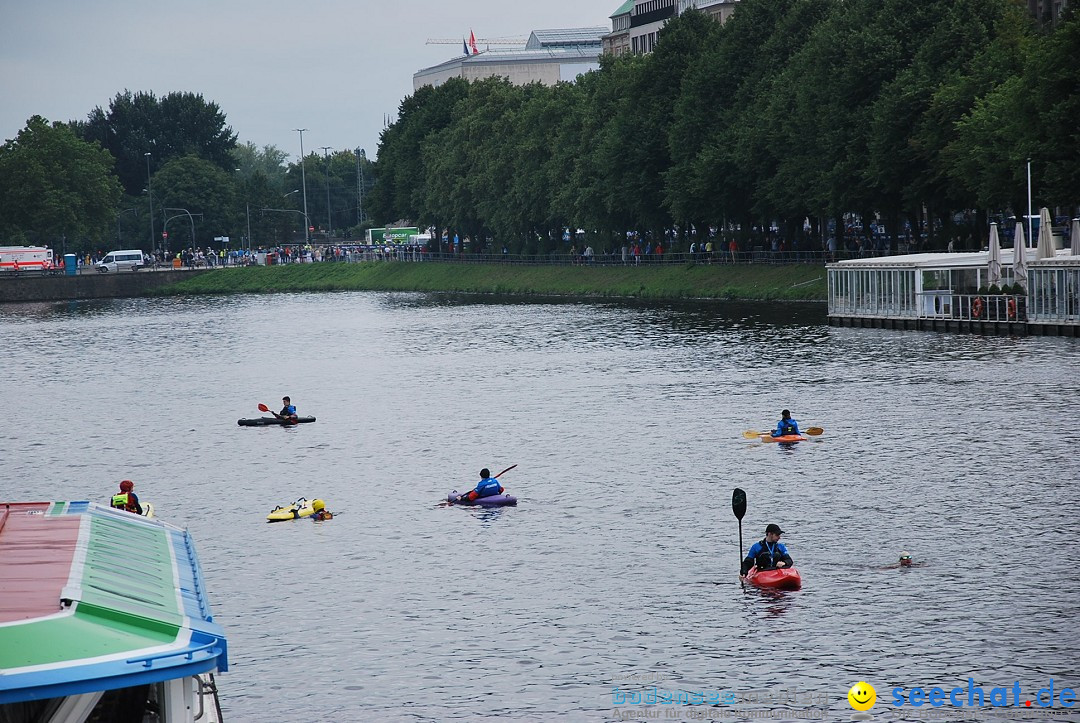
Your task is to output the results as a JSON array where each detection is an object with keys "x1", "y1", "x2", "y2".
[
  {"x1": 310, "y1": 498, "x2": 333, "y2": 521},
  {"x1": 453, "y1": 468, "x2": 505, "y2": 504},
  {"x1": 741, "y1": 524, "x2": 793, "y2": 575},
  {"x1": 771, "y1": 410, "x2": 801, "y2": 438},
  {"x1": 110, "y1": 480, "x2": 143, "y2": 515},
  {"x1": 276, "y1": 396, "x2": 298, "y2": 424}
]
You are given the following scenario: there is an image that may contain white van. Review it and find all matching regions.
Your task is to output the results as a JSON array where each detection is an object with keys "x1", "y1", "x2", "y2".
[{"x1": 96, "y1": 250, "x2": 144, "y2": 272}]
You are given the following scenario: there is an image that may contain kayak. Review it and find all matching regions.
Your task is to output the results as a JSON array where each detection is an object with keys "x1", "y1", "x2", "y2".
[
  {"x1": 267, "y1": 498, "x2": 317, "y2": 522},
  {"x1": 761, "y1": 434, "x2": 807, "y2": 443},
  {"x1": 238, "y1": 416, "x2": 317, "y2": 426},
  {"x1": 743, "y1": 565, "x2": 802, "y2": 590},
  {"x1": 447, "y1": 490, "x2": 517, "y2": 507}
]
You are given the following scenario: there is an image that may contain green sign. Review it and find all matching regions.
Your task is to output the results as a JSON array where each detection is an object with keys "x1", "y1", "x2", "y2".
[{"x1": 368, "y1": 227, "x2": 420, "y2": 245}]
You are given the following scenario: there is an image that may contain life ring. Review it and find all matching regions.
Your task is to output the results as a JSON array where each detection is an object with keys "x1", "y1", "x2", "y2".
[
  {"x1": 972, "y1": 297, "x2": 984, "y2": 319},
  {"x1": 1007, "y1": 296, "x2": 1017, "y2": 320}
]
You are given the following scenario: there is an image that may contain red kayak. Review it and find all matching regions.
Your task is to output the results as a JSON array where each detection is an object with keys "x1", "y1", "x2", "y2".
[{"x1": 743, "y1": 565, "x2": 802, "y2": 590}]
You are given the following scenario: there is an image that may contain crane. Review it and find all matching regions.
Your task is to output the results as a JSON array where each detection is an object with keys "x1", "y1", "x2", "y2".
[{"x1": 425, "y1": 37, "x2": 526, "y2": 46}]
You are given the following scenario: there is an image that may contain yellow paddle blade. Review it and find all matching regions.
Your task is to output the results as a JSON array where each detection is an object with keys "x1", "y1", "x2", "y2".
[
  {"x1": 805, "y1": 426, "x2": 824, "y2": 436},
  {"x1": 742, "y1": 430, "x2": 763, "y2": 439}
]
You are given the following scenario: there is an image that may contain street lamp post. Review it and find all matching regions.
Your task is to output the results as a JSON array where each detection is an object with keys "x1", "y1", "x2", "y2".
[
  {"x1": 356, "y1": 148, "x2": 366, "y2": 226},
  {"x1": 261, "y1": 208, "x2": 309, "y2": 245},
  {"x1": 320, "y1": 146, "x2": 332, "y2": 241},
  {"x1": 145, "y1": 153, "x2": 154, "y2": 253},
  {"x1": 1026, "y1": 157, "x2": 1033, "y2": 248},
  {"x1": 282, "y1": 190, "x2": 307, "y2": 241},
  {"x1": 117, "y1": 207, "x2": 138, "y2": 244},
  {"x1": 162, "y1": 208, "x2": 200, "y2": 252},
  {"x1": 294, "y1": 129, "x2": 310, "y2": 244}
]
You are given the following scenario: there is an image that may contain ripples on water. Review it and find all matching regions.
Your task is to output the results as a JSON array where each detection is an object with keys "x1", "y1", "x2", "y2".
[{"x1": 2, "y1": 293, "x2": 1078, "y2": 722}]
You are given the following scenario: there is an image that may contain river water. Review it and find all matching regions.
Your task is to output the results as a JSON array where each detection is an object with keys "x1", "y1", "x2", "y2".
[{"x1": 2, "y1": 293, "x2": 1078, "y2": 722}]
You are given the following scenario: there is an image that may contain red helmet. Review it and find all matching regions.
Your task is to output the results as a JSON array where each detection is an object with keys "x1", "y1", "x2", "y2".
[{"x1": 119, "y1": 480, "x2": 134, "y2": 492}]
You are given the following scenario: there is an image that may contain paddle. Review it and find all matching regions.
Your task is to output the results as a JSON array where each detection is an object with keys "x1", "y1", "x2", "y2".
[
  {"x1": 493, "y1": 464, "x2": 517, "y2": 478},
  {"x1": 258, "y1": 403, "x2": 282, "y2": 419},
  {"x1": 743, "y1": 426, "x2": 824, "y2": 439},
  {"x1": 732, "y1": 488, "x2": 746, "y2": 576}
]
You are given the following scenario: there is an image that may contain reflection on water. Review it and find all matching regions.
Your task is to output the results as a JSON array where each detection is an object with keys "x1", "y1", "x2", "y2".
[{"x1": 2, "y1": 292, "x2": 1078, "y2": 721}]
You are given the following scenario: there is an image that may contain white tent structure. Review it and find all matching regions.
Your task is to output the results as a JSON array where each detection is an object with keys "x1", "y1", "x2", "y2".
[
  {"x1": 987, "y1": 222, "x2": 1002, "y2": 286},
  {"x1": 1013, "y1": 221, "x2": 1028, "y2": 289},
  {"x1": 1036, "y1": 207, "x2": 1055, "y2": 260}
]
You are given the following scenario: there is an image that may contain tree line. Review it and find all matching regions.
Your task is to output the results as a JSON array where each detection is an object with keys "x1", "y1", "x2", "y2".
[
  {"x1": 0, "y1": 91, "x2": 375, "y2": 254},
  {"x1": 368, "y1": 0, "x2": 1080, "y2": 254}
]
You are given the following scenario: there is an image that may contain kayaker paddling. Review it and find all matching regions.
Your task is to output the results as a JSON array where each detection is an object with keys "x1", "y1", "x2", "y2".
[
  {"x1": 741, "y1": 524, "x2": 793, "y2": 575},
  {"x1": 275, "y1": 396, "x2": 298, "y2": 424},
  {"x1": 771, "y1": 410, "x2": 800, "y2": 438},
  {"x1": 452, "y1": 467, "x2": 506, "y2": 504}
]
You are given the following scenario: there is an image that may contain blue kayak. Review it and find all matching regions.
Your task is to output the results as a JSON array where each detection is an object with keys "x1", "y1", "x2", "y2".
[{"x1": 447, "y1": 490, "x2": 517, "y2": 507}]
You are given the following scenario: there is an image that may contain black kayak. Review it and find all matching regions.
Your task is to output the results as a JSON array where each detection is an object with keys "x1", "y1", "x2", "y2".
[{"x1": 237, "y1": 416, "x2": 317, "y2": 426}]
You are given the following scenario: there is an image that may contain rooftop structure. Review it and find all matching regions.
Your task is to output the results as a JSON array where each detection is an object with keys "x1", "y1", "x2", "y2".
[
  {"x1": 414, "y1": 27, "x2": 607, "y2": 90},
  {"x1": 603, "y1": 0, "x2": 739, "y2": 56},
  {"x1": 0, "y1": 501, "x2": 227, "y2": 721}
]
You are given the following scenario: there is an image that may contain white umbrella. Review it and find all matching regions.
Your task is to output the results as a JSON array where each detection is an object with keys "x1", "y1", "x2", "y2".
[
  {"x1": 987, "y1": 222, "x2": 1002, "y2": 286},
  {"x1": 1013, "y1": 221, "x2": 1028, "y2": 290},
  {"x1": 1072, "y1": 218, "x2": 1080, "y2": 256},
  {"x1": 1036, "y1": 207, "x2": 1055, "y2": 260}
]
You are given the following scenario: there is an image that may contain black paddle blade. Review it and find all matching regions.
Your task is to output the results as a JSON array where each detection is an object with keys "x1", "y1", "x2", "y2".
[{"x1": 732, "y1": 488, "x2": 747, "y2": 520}]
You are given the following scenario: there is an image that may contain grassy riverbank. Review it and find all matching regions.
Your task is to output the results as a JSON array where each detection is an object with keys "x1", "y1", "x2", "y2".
[{"x1": 155, "y1": 262, "x2": 828, "y2": 301}]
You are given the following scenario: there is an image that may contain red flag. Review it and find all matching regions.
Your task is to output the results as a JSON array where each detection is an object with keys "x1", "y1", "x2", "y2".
[{"x1": 469, "y1": 29, "x2": 479, "y2": 54}]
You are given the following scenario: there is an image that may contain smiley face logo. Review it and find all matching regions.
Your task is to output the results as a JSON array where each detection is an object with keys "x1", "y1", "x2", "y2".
[{"x1": 848, "y1": 681, "x2": 876, "y2": 711}]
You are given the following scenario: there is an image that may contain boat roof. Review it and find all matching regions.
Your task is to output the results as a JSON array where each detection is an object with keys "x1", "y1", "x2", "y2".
[
  {"x1": 828, "y1": 248, "x2": 1078, "y2": 270},
  {"x1": 0, "y1": 501, "x2": 228, "y2": 704}
]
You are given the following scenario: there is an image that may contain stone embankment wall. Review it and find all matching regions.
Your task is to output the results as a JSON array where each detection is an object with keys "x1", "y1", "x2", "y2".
[{"x1": 0, "y1": 270, "x2": 210, "y2": 303}]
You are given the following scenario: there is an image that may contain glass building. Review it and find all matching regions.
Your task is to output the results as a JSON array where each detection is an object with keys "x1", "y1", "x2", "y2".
[{"x1": 828, "y1": 249, "x2": 1080, "y2": 329}]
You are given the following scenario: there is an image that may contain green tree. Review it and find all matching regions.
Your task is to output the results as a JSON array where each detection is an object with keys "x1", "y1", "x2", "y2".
[
  {"x1": 232, "y1": 142, "x2": 287, "y2": 192},
  {"x1": 73, "y1": 90, "x2": 237, "y2": 196},
  {"x1": 368, "y1": 78, "x2": 469, "y2": 240},
  {"x1": 0, "y1": 115, "x2": 122, "y2": 251},
  {"x1": 152, "y1": 155, "x2": 237, "y2": 250},
  {"x1": 1019, "y1": 13, "x2": 1080, "y2": 205}
]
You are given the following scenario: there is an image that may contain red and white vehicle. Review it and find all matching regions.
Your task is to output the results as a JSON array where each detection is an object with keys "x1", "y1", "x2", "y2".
[{"x1": 0, "y1": 246, "x2": 55, "y2": 273}]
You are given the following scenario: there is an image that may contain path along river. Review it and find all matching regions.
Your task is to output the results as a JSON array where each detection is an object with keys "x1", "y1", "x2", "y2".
[{"x1": 1, "y1": 293, "x2": 1077, "y2": 722}]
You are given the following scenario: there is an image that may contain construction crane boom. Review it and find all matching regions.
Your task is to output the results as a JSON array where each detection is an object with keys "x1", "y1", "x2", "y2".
[{"x1": 425, "y1": 37, "x2": 526, "y2": 45}]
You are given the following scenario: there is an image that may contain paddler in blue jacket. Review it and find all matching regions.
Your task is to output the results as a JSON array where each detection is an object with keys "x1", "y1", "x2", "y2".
[
  {"x1": 454, "y1": 468, "x2": 505, "y2": 504},
  {"x1": 771, "y1": 409, "x2": 800, "y2": 437},
  {"x1": 741, "y1": 524, "x2": 793, "y2": 574},
  {"x1": 276, "y1": 396, "x2": 298, "y2": 424}
]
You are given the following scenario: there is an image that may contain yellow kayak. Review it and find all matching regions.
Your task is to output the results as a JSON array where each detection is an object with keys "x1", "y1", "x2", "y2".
[{"x1": 266, "y1": 498, "x2": 316, "y2": 522}]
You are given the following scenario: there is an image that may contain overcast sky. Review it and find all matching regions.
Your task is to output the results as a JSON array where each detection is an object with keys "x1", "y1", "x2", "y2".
[{"x1": 1, "y1": 1, "x2": 612, "y2": 162}]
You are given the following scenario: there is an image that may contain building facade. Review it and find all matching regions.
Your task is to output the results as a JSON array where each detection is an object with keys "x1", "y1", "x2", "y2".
[
  {"x1": 1028, "y1": 0, "x2": 1070, "y2": 21},
  {"x1": 414, "y1": 27, "x2": 607, "y2": 90},
  {"x1": 603, "y1": 0, "x2": 740, "y2": 56}
]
